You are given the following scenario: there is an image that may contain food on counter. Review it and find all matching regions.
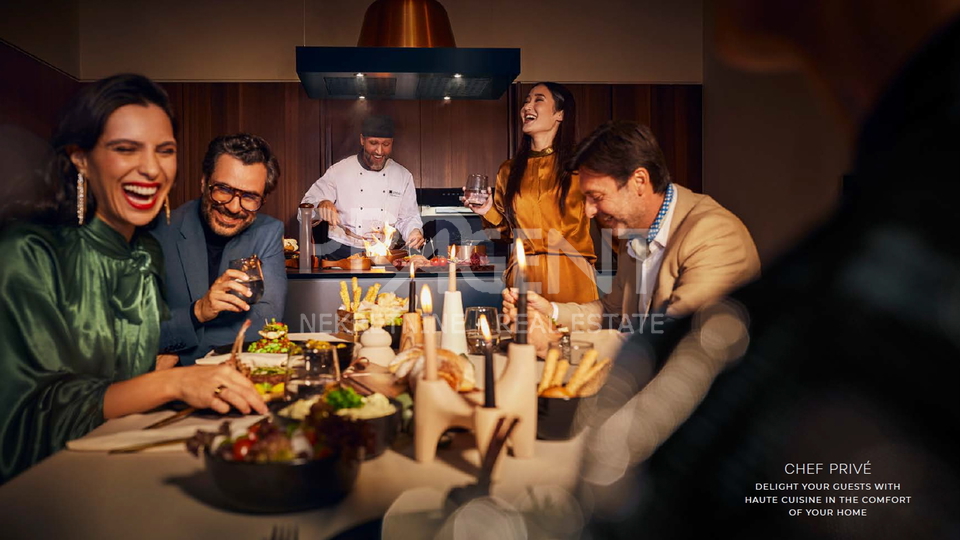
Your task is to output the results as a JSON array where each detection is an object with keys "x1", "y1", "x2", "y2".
[
  {"x1": 393, "y1": 252, "x2": 491, "y2": 271},
  {"x1": 389, "y1": 347, "x2": 477, "y2": 393},
  {"x1": 537, "y1": 348, "x2": 612, "y2": 398},
  {"x1": 247, "y1": 319, "x2": 300, "y2": 354},
  {"x1": 283, "y1": 238, "x2": 298, "y2": 253}
]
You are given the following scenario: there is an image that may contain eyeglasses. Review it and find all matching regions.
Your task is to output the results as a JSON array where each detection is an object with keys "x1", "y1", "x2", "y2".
[{"x1": 208, "y1": 183, "x2": 264, "y2": 212}]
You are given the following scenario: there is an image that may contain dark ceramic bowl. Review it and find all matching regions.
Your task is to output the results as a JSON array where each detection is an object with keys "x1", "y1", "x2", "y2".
[
  {"x1": 358, "y1": 398, "x2": 403, "y2": 459},
  {"x1": 204, "y1": 446, "x2": 362, "y2": 513},
  {"x1": 274, "y1": 397, "x2": 402, "y2": 461},
  {"x1": 289, "y1": 341, "x2": 356, "y2": 373},
  {"x1": 536, "y1": 394, "x2": 598, "y2": 441}
]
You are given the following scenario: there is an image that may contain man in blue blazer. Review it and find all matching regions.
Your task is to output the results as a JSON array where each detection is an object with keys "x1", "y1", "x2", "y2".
[{"x1": 152, "y1": 134, "x2": 287, "y2": 365}]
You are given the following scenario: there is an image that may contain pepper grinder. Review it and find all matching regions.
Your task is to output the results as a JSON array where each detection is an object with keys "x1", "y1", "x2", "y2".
[{"x1": 298, "y1": 203, "x2": 315, "y2": 271}]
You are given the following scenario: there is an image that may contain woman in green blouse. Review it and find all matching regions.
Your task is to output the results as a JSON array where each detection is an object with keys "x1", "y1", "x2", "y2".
[{"x1": 0, "y1": 74, "x2": 267, "y2": 483}]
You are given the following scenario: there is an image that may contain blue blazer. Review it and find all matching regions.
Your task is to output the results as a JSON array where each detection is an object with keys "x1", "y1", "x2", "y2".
[{"x1": 151, "y1": 199, "x2": 287, "y2": 364}]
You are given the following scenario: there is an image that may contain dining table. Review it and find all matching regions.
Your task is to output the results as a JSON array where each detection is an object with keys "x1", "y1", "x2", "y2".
[{"x1": 0, "y1": 350, "x2": 600, "y2": 540}]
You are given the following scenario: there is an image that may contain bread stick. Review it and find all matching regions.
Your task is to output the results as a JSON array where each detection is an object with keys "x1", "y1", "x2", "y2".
[
  {"x1": 551, "y1": 360, "x2": 570, "y2": 388},
  {"x1": 339, "y1": 281, "x2": 351, "y2": 311},
  {"x1": 364, "y1": 282, "x2": 381, "y2": 304},
  {"x1": 565, "y1": 349, "x2": 598, "y2": 392},
  {"x1": 538, "y1": 348, "x2": 560, "y2": 394},
  {"x1": 351, "y1": 277, "x2": 361, "y2": 311},
  {"x1": 569, "y1": 358, "x2": 611, "y2": 396}
]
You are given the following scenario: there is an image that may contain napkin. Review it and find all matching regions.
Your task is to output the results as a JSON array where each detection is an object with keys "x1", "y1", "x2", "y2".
[{"x1": 66, "y1": 415, "x2": 265, "y2": 453}]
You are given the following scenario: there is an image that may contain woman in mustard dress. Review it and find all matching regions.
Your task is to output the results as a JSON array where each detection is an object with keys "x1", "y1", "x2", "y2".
[
  {"x1": 469, "y1": 82, "x2": 598, "y2": 303},
  {"x1": 0, "y1": 74, "x2": 267, "y2": 483}
]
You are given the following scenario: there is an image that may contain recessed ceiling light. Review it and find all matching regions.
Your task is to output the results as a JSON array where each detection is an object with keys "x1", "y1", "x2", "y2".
[
  {"x1": 355, "y1": 73, "x2": 364, "y2": 78},
  {"x1": 359, "y1": 95, "x2": 366, "y2": 100},
  {"x1": 453, "y1": 73, "x2": 463, "y2": 78},
  {"x1": 443, "y1": 96, "x2": 451, "y2": 101}
]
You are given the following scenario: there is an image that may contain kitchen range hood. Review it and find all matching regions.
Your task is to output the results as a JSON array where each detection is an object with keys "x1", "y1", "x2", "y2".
[{"x1": 296, "y1": 0, "x2": 520, "y2": 100}]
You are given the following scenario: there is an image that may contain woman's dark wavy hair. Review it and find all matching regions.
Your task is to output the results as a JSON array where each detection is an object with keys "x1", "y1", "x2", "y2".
[
  {"x1": 0, "y1": 73, "x2": 176, "y2": 227},
  {"x1": 503, "y1": 82, "x2": 576, "y2": 229}
]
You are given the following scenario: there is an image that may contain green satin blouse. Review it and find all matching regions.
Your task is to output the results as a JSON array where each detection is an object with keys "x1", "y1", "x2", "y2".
[{"x1": 0, "y1": 217, "x2": 165, "y2": 483}]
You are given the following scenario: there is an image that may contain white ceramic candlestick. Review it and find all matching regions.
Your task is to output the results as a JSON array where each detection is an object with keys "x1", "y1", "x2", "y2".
[
  {"x1": 358, "y1": 326, "x2": 395, "y2": 367},
  {"x1": 498, "y1": 342, "x2": 537, "y2": 458},
  {"x1": 440, "y1": 291, "x2": 469, "y2": 355}
]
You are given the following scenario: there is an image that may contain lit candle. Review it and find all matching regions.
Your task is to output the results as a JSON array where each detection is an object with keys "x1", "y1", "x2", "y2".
[
  {"x1": 408, "y1": 264, "x2": 417, "y2": 313},
  {"x1": 479, "y1": 314, "x2": 495, "y2": 408},
  {"x1": 421, "y1": 285, "x2": 437, "y2": 381},
  {"x1": 515, "y1": 239, "x2": 528, "y2": 345},
  {"x1": 448, "y1": 245, "x2": 457, "y2": 292}
]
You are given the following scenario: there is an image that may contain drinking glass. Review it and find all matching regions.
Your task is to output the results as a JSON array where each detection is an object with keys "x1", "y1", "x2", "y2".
[
  {"x1": 285, "y1": 344, "x2": 340, "y2": 401},
  {"x1": 465, "y1": 306, "x2": 499, "y2": 355},
  {"x1": 463, "y1": 174, "x2": 489, "y2": 207},
  {"x1": 228, "y1": 255, "x2": 264, "y2": 304},
  {"x1": 568, "y1": 340, "x2": 594, "y2": 366}
]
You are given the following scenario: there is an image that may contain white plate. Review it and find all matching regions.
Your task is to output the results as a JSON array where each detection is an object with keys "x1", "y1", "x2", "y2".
[
  {"x1": 287, "y1": 332, "x2": 347, "y2": 342},
  {"x1": 195, "y1": 352, "x2": 288, "y2": 367}
]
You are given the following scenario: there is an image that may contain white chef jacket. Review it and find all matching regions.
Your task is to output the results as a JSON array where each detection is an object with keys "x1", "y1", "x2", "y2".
[{"x1": 300, "y1": 155, "x2": 423, "y2": 248}]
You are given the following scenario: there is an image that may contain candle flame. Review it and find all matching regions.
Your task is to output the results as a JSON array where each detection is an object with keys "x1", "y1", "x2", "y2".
[
  {"x1": 448, "y1": 244, "x2": 457, "y2": 260},
  {"x1": 479, "y1": 314, "x2": 492, "y2": 342},
  {"x1": 516, "y1": 239, "x2": 526, "y2": 269},
  {"x1": 420, "y1": 285, "x2": 433, "y2": 314},
  {"x1": 409, "y1": 264, "x2": 415, "y2": 278}
]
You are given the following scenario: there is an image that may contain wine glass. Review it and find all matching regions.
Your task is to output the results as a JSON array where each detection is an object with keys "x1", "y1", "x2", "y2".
[
  {"x1": 228, "y1": 255, "x2": 264, "y2": 304},
  {"x1": 286, "y1": 343, "x2": 340, "y2": 401},
  {"x1": 465, "y1": 306, "x2": 499, "y2": 354},
  {"x1": 463, "y1": 174, "x2": 489, "y2": 207}
]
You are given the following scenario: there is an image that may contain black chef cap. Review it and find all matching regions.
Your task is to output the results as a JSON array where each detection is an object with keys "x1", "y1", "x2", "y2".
[{"x1": 361, "y1": 115, "x2": 395, "y2": 138}]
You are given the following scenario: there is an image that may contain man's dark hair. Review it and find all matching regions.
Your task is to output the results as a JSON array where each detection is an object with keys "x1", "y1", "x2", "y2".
[
  {"x1": 568, "y1": 120, "x2": 671, "y2": 193},
  {"x1": 201, "y1": 133, "x2": 280, "y2": 196}
]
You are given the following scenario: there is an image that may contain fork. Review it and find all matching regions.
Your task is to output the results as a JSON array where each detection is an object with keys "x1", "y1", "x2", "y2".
[{"x1": 270, "y1": 524, "x2": 299, "y2": 540}]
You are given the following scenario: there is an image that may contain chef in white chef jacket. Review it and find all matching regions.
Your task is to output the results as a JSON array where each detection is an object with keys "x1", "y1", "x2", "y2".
[{"x1": 300, "y1": 115, "x2": 426, "y2": 259}]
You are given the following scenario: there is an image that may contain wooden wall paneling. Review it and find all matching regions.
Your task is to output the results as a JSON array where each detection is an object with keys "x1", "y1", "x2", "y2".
[
  {"x1": 235, "y1": 83, "x2": 291, "y2": 228},
  {"x1": 282, "y1": 83, "x2": 321, "y2": 236},
  {"x1": 611, "y1": 84, "x2": 653, "y2": 126},
  {"x1": 566, "y1": 84, "x2": 612, "y2": 143},
  {"x1": 650, "y1": 85, "x2": 702, "y2": 193},
  {"x1": 419, "y1": 95, "x2": 510, "y2": 188},
  {"x1": 319, "y1": 99, "x2": 421, "y2": 182},
  {"x1": 0, "y1": 41, "x2": 78, "y2": 140}
]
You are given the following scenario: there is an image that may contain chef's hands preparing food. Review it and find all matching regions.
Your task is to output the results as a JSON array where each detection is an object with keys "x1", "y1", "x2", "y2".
[
  {"x1": 316, "y1": 200, "x2": 340, "y2": 228},
  {"x1": 406, "y1": 228, "x2": 426, "y2": 249},
  {"x1": 194, "y1": 269, "x2": 253, "y2": 323}
]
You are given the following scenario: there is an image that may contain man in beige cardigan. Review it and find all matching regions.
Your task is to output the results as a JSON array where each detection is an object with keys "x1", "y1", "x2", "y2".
[{"x1": 505, "y1": 121, "x2": 760, "y2": 344}]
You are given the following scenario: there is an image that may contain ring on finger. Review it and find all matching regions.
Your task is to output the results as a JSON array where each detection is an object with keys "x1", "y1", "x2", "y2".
[{"x1": 214, "y1": 384, "x2": 227, "y2": 397}]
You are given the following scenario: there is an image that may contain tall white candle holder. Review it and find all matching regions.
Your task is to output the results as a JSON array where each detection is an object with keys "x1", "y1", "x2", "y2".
[{"x1": 440, "y1": 290, "x2": 469, "y2": 355}]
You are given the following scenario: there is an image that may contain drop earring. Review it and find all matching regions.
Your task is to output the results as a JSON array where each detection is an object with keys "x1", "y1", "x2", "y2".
[
  {"x1": 164, "y1": 195, "x2": 171, "y2": 225},
  {"x1": 76, "y1": 173, "x2": 85, "y2": 226}
]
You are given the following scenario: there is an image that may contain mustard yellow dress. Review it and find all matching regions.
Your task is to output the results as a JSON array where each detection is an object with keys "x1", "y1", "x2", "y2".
[{"x1": 481, "y1": 149, "x2": 598, "y2": 303}]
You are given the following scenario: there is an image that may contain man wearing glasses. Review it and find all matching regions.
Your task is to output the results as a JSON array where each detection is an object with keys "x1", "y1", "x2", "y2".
[{"x1": 152, "y1": 133, "x2": 286, "y2": 366}]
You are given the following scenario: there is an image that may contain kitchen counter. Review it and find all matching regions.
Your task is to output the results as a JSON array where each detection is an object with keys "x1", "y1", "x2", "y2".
[{"x1": 283, "y1": 266, "x2": 505, "y2": 333}]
